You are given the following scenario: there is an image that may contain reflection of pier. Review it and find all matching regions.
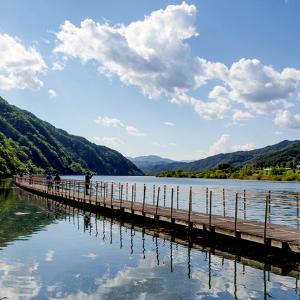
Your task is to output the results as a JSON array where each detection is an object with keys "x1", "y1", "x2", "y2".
[
  {"x1": 15, "y1": 176, "x2": 300, "y2": 259},
  {"x1": 31, "y1": 193, "x2": 300, "y2": 298}
]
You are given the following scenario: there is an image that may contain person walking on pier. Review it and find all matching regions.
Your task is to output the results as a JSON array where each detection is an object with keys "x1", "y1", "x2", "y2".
[
  {"x1": 85, "y1": 172, "x2": 93, "y2": 195},
  {"x1": 46, "y1": 174, "x2": 53, "y2": 190},
  {"x1": 54, "y1": 173, "x2": 61, "y2": 192}
]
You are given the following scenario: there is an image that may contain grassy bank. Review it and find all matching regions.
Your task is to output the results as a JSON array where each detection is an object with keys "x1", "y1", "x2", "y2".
[{"x1": 158, "y1": 166, "x2": 300, "y2": 181}]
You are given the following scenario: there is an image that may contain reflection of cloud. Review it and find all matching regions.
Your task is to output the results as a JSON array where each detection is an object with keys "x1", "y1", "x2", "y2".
[
  {"x1": 0, "y1": 260, "x2": 41, "y2": 299},
  {"x1": 82, "y1": 253, "x2": 97, "y2": 260},
  {"x1": 45, "y1": 250, "x2": 55, "y2": 262},
  {"x1": 55, "y1": 248, "x2": 298, "y2": 300}
]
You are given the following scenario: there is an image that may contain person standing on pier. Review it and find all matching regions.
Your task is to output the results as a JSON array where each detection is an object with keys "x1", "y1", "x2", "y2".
[
  {"x1": 85, "y1": 172, "x2": 93, "y2": 195},
  {"x1": 54, "y1": 173, "x2": 61, "y2": 191}
]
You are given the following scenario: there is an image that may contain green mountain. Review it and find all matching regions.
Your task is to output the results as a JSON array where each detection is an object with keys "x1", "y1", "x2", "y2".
[
  {"x1": 0, "y1": 96, "x2": 143, "y2": 177},
  {"x1": 128, "y1": 155, "x2": 176, "y2": 170},
  {"x1": 142, "y1": 140, "x2": 300, "y2": 174}
]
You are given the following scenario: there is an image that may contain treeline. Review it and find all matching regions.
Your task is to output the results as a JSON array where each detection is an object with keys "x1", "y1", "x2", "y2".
[{"x1": 158, "y1": 164, "x2": 300, "y2": 181}]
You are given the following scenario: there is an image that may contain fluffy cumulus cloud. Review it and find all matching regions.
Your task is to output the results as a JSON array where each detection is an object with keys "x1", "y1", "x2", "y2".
[
  {"x1": 0, "y1": 33, "x2": 46, "y2": 90},
  {"x1": 53, "y1": 2, "x2": 226, "y2": 106},
  {"x1": 53, "y1": 2, "x2": 300, "y2": 125},
  {"x1": 94, "y1": 116, "x2": 145, "y2": 136},
  {"x1": 274, "y1": 110, "x2": 300, "y2": 129},
  {"x1": 232, "y1": 110, "x2": 253, "y2": 122}
]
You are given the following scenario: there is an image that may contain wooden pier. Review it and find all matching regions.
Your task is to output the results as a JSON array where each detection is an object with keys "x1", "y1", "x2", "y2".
[{"x1": 14, "y1": 176, "x2": 300, "y2": 257}]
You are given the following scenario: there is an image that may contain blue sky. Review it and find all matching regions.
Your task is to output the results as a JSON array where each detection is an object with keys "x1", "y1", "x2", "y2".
[{"x1": 0, "y1": 0, "x2": 300, "y2": 160}]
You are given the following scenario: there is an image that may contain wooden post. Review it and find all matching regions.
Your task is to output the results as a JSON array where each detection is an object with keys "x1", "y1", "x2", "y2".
[
  {"x1": 234, "y1": 193, "x2": 238, "y2": 235},
  {"x1": 163, "y1": 185, "x2": 166, "y2": 207},
  {"x1": 153, "y1": 184, "x2": 155, "y2": 205},
  {"x1": 264, "y1": 195, "x2": 269, "y2": 242},
  {"x1": 223, "y1": 188, "x2": 226, "y2": 217},
  {"x1": 96, "y1": 182, "x2": 98, "y2": 204},
  {"x1": 142, "y1": 184, "x2": 146, "y2": 214},
  {"x1": 209, "y1": 191, "x2": 212, "y2": 228},
  {"x1": 206, "y1": 187, "x2": 209, "y2": 214},
  {"x1": 243, "y1": 189, "x2": 246, "y2": 220},
  {"x1": 176, "y1": 186, "x2": 179, "y2": 209},
  {"x1": 126, "y1": 183, "x2": 128, "y2": 201},
  {"x1": 155, "y1": 187, "x2": 161, "y2": 217},
  {"x1": 103, "y1": 183, "x2": 106, "y2": 205},
  {"x1": 268, "y1": 190, "x2": 271, "y2": 223},
  {"x1": 77, "y1": 182, "x2": 80, "y2": 200},
  {"x1": 171, "y1": 188, "x2": 174, "y2": 220},
  {"x1": 188, "y1": 187, "x2": 192, "y2": 225},
  {"x1": 297, "y1": 193, "x2": 299, "y2": 219},
  {"x1": 134, "y1": 183, "x2": 137, "y2": 202},
  {"x1": 131, "y1": 184, "x2": 134, "y2": 211},
  {"x1": 110, "y1": 183, "x2": 114, "y2": 207},
  {"x1": 89, "y1": 181, "x2": 92, "y2": 203},
  {"x1": 120, "y1": 184, "x2": 123, "y2": 209}
]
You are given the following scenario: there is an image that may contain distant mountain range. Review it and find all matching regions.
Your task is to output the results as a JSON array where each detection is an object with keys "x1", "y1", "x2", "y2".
[
  {"x1": 131, "y1": 140, "x2": 300, "y2": 174},
  {"x1": 128, "y1": 155, "x2": 176, "y2": 170},
  {"x1": 0, "y1": 96, "x2": 143, "y2": 177}
]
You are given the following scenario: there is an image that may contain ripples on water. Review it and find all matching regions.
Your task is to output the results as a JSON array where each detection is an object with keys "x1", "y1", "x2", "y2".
[{"x1": 0, "y1": 179, "x2": 299, "y2": 299}]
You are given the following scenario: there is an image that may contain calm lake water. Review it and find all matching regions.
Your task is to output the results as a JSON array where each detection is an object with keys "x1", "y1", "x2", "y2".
[{"x1": 0, "y1": 178, "x2": 299, "y2": 299}]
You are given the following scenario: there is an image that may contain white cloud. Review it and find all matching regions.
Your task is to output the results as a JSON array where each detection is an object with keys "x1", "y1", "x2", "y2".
[
  {"x1": 82, "y1": 253, "x2": 97, "y2": 260},
  {"x1": 53, "y1": 2, "x2": 226, "y2": 109},
  {"x1": 191, "y1": 98, "x2": 230, "y2": 120},
  {"x1": 95, "y1": 116, "x2": 124, "y2": 127},
  {"x1": 51, "y1": 61, "x2": 64, "y2": 71},
  {"x1": 274, "y1": 110, "x2": 300, "y2": 129},
  {"x1": 45, "y1": 250, "x2": 55, "y2": 262},
  {"x1": 125, "y1": 125, "x2": 145, "y2": 137},
  {"x1": 208, "y1": 134, "x2": 230, "y2": 155},
  {"x1": 199, "y1": 134, "x2": 255, "y2": 157},
  {"x1": 0, "y1": 33, "x2": 46, "y2": 90},
  {"x1": 272, "y1": 130, "x2": 283, "y2": 136},
  {"x1": 231, "y1": 143, "x2": 255, "y2": 151},
  {"x1": 93, "y1": 137, "x2": 124, "y2": 148},
  {"x1": 53, "y1": 3, "x2": 300, "y2": 122},
  {"x1": 232, "y1": 110, "x2": 253, "y2": 122},
  {"x1": 164, "y1": 121, "x2": 175, "y2": 127},
  {"x1": 94, "y1": 116, "x2": 145, "y2": 136},
  {"x1": 48, "y1": 89, "x2": 57, "y2": 98}
]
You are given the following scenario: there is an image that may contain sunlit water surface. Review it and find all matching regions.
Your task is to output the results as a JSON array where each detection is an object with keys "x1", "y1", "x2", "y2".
[{"x1": 0, "y1": 178, "x2": 299, "y2": 299}]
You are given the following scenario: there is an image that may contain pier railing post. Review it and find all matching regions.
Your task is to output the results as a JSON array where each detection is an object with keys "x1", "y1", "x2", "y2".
[
  {"x1": 142, "y1": 184, "x2": 146, "y2": 214},
  {"x1": 176, "y1": 186, "x2": 179, "y2": 209},
  {"x1": 264, "y1": 195, "x2": 269, "y2": 242},
  {"x1": 153, "y1": 184, "x2": 155, "y2": 205},
  {"x1": 297, "y1": 193, "x2": 299, "y2": 219},
  {"x1": 243, "y1": 189, "x2": 246, "y2": 220},
  {"x1": 120, "y1": 184, "x2": 123, "y2": 209},
  {"x1": 110, "y1": 183, "x2": 114, "y2": 207},
  {"x1": 163, "y1": 185, "x2": 166, "y2": 207},
  {"x1": 131, "y1": 184, "x2": 134, "y2": 211},
  {"x1": 155, "y1": 187, "x2": 161, "y2": 218},
  {"x1": 206, "y1": 187, "x2": 209, "y2": 214},
  {"x1": 188, "y1": 187, "x2": 192, "y2": 226},
  {"x1": 96, "y1": 182, "x2": 98, "y2": 205},
  {"x1": 223, "y1": 188, "x2": 226, "y2": 217},
  {"x1": 234, "y1": 193, "x2": 238, "y2": 235},
  {"x1": 209, "y1": 191, "x2": 212, "y2": 228},
  {"x1": 171, "y1": 188, "x2": 174, "y2": 220}
]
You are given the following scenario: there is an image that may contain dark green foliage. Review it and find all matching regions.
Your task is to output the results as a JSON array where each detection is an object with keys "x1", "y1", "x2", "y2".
[{"x1": 0, "y1": 96, "x2": 143, "y2": 177}]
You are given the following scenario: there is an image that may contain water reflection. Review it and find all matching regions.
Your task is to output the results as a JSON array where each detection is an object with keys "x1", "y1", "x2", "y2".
[{"x1": 0, "y1": 184, "x2": 299, "y2": 299}]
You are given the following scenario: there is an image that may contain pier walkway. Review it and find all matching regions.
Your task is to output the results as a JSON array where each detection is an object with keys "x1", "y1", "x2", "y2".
[{"x1": 14, "y1": 176, "x2": 300, "y2": 255}]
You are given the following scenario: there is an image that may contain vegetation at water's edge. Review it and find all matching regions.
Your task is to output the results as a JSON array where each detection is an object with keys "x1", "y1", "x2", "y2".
[{"x1": 158, "y1": 164, "x2": 300, "y2": 181}]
